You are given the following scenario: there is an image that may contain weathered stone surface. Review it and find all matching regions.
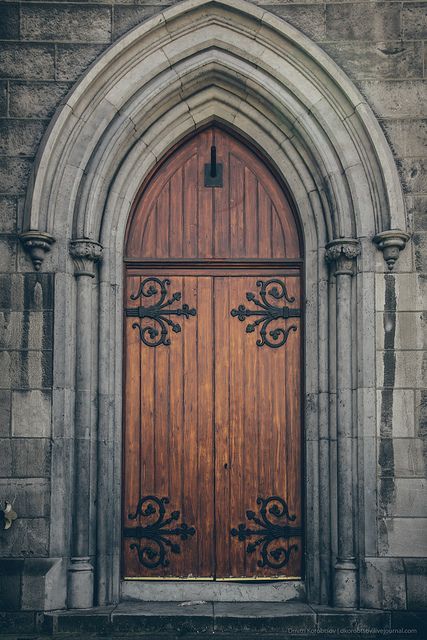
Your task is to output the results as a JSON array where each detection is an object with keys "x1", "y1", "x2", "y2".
[
  {"x1": 21, "y1": 5, "x2": 112, "y2": 43},
  {"x1": 325, "y1": 2, "x2": 401, "y2": 41},
  {"x1": 380, "y1": 478, "x2": 427, "y2": 517},
  {"x1": 9, "y1": 437, "x2": 51, "y2": 478},
  {"x1": 0, "y1": 478, "x2": 50, "y2": 517},
  {"x1": 377, "y1": 350, "x2": 425, "y2": 389},
  {"x1": 113, "y1": 6, "x2": 169, "y2": 40},
  {"x1": 376, "y1": 311, "x2": 425, "y2": 350},
  {"x1": 9, "y1": 81, "x2": 72, "y2": 119},
  {"x1": 0, "y1": 389, "x2": 11, "y2": 437},
  {"x1": 405, "y1": 559, "x2": 427, "y2": 610},
  {"x1": 407, "y1": 195, "x2": 427, "y2": 232},
  {"x1": 0, "y1": 80, "x2": 7, "y2": 116},
  {"x1": 377, "y1": 389, "x2": 415, "y2": 438},
  {"x1": 11, "y1": 390, "x2": 52, "y2": 437},
  {"x1": 0, "y1": 609, "x2": 35, "y2": 632},
  {"x1": 360, "y1": 80, "x2": 427, "y2": 118},
  {"x1": 55, "y1": 44, "x2": 107, "y2": 81},
  {"x1": 398, "y1": 158, "x2": 427, "y2": 194},
  {"x1": 413, "y1": 232, "x2": 427, "y2": 273},
  {"x1": 263, "y1": 4, "x2": 325, "y2": 40},
  {"x1": 392, "y1": 438, "x2": 425, "y2": 477},
  {"x1": 0, "y1": 196, "x2": 17, "y2": 233},
  {"x1": 0, "y1": 237, "x2": 16, "y2": 272},
  {"x1": 0, "y1": 559, "x2": 24, "y2": 611},
  {"x1": 379, "y1": 517, "x2": 427, "y2": 557},
  {"x1": 320, "y1": 41, "x2": 423, "y2": 81},
  {"x1": 402, "y1": 2, "x2": 427, "y2": 40},
  {"x1": 0, "y1": 43, "x2": 55, "y2": 80},
  {"x1": 361, "y1": 558, "x2": 407, "y2": 609},
  {"x1": 381, "y1": 118, "x2": 427, "y2": 159},
  {"x1": 0, "y1": 119, "x2": 48, "y2": 157},
  {"x1": 0, "y1": 350, "x2": 52, "y2": 389},
  {"x1": 0, "y1": 4, "x2": 19, "y2": 40},
  {"x1": 0, "y1": 157, "x2": 33, "y2": 195},
  {"x1": 0, "y1": 517, "x2": 49, "y2": 557}
]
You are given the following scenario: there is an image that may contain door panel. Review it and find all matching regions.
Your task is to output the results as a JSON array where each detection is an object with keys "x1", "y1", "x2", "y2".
[{"x1": 123, "y1": 270, "x2": 302, "y2": 579}]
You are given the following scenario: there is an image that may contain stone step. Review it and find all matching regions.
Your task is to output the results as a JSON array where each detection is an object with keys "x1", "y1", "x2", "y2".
[{"x1": 1, "y1": 604, "x2": 426, "y2": 638}]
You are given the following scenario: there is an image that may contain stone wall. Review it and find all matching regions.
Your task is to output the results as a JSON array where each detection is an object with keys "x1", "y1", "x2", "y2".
[{"x1": 0, "y1": 0, "x2": 425, "y2": 611}]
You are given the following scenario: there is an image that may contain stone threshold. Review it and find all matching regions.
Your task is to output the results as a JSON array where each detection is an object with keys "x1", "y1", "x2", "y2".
[{"x1": 1, "y1": 603, "x2": 426, "y2": 638}]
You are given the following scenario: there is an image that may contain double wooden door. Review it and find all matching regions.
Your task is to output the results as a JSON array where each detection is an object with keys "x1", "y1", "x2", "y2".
[{"x1": 123, "y1": 127, "x2": 303, "y2": 580}]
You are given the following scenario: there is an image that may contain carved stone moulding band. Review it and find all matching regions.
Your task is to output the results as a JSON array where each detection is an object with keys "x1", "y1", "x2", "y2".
[
  {"x1": 325, "y1": 238, "x2": 361, "y2": 276},
  {"x1": 373, "y1": 229, "x2": 410, "y2": 271},
  {"x1": 20, "y1": 231, "x2": 55, "y2": 271},
  {"x1": 69, "y1": 239, "x2": 103, "y2": 277}
]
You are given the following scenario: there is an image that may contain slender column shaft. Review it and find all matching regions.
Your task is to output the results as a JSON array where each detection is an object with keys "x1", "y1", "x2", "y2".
[
  {"x1": 68, "y1": 239, "x2": 102, "y2": 609},
  {"x1": 325, "y1": 238, "x2": 360, "y2": 608}
]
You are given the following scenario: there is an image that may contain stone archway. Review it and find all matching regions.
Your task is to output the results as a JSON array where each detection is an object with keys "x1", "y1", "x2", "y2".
[{"x1": 20, "y1": 0, "x2": 409, "y2": 609}]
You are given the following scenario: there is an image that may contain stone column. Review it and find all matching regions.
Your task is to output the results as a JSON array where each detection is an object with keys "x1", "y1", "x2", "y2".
[
  {"x1": 325, "y1": 238, "x2": 360, "y2": 608},
  {"x1": 68, "y1": 239, "x2": 103, "y2": 609}
]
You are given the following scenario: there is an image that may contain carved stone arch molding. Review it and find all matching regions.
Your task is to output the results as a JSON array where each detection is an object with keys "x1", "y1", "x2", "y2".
[{"x1": 20, "y1": 0, "x2": 410, "y2": 609}]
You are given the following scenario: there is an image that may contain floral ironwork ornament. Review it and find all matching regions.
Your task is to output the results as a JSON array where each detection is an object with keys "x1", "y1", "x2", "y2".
[
  {"x1": 126, "y1": 277, "x2": 196, "y2": 347},
  {"x1": 123, "y1": 496, "x2": 196, "y2": 569},
  {"x1": 230, "y1": 279, "x2": 300, "y2": 348},
  {"x1": 0, "y1": 501, "x2": 17, "y2": 530},
  {"x1": 231, "y1": 496, "x2": 301, "y2": 569}
]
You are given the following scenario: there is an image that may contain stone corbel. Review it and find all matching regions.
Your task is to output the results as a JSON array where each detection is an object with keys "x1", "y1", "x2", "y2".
[
  {"x1": 373, "y1": 230, "x2": 410, "y2": 271},
  {"x1": 20, "y1": 231, "x2": 55, "y2": 271},
  {"x1": 69, "y1": 239, "x2": 103, "y2": 277},
  {"x1": 325, "y1": 238, "x2": 361, "y2": 275}
]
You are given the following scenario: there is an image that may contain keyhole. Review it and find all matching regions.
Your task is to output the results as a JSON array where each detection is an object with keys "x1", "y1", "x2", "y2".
[
  {"x1": 224, "y1": 463, "x2": 228, "y2": 470},
  {"x1": 210, "y1": 146, "x2": 217, "y2": 178}
]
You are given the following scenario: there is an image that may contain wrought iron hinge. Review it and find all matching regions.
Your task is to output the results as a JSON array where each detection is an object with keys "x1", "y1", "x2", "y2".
[
  {"x1": 230, "y1": 279, "x2": 301, "y2": 348},
  {"x1": 126, "y1": 277, "x2": 196, "y2": 347}
]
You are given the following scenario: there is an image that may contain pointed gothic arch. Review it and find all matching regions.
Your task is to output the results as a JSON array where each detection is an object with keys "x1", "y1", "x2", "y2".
[{"x1": 19, "y1": 0, "x2": 410, "y2": 609}]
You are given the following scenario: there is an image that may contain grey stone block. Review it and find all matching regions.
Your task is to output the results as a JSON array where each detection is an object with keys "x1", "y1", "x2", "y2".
[
  {"x1": 315, "y1": 608, "x2": 390, "y2": 631},
  {"x1": 325, "y1": 2, "x2": 401, "y2": 41},
  {"x1": 405, "y1": 559, "x2": 427, "y2": 610},
  {"x1": 9, "y1": 437, "x2": 51, "y2": 477},
  {"x1": 0, "y1": 389, "x2": 11, "y2": 437},
  {"x1": 212, "y1": 602, "x2": 315, "y2": 633},
  {"x1": 321, "y1": 41, "x2": 423, "y2": 81},
  {"x1": 0, "y1": 196, "x2": 17, "y2": 234},
  {"x1": 21, "y1": 557, "x2": 66, "y2": 611},
  {"x1": 398, "y1": 158, "x2": 427, "y2": 194},
  {"x1": 0, "y1": 157, "x2": 33, "y2": 195},
  {"x1": 379, "y1": 478, "x2": 427, "y2": 517},
  {"x1": 0, "y1": 517, "x2": 49, "y2": 557},
  {"x1": 0, "y1": 350, "x2": 52, "y2": 390},
  {"x1": 0, "y1": 4, "x2": 19, "y2": 40},
  {"x1": 359, "y1": 80, "x2": 427, "y2": 118},
  {"x1": 9, "y1": 81, "x2": 72, "y2": 119},
  {"x1": 0, "y1": 119, "x2": 48, "y2": 157},
  {"x1": 23, "y1": 273, "x2": 53, "y2": 311},
  {"x1": 55, "y1": 44, "x2": 107, "y2": 81},
  {"x1": 391, "y1": 611, "x2": 427, "y2": 634},
  {"x1": 407, "y1": 195, "x2": 427, "y2": 232},
  {"x1": 113, "y1": 5, "x2": 169, "y2": 40},
  {"x1": 379, "y1": 517, "x2": 427, "y2": 556},
  {"x1": 0, "y1": 478, "x2": 50, "y2": 517},
  {"x1": 21, "y1": 5, "x2": 112, "y2": 43},
  {"x1": 12, "y1": 390, "x2": 52, "y2": 437},
  {"x1": 376, "y1": 312, "x2": 425, "y2": 351},
  {"x1": 360, "y1": 558, "x2": 407, "y2": 609},
  {"x1": 0, "y1": 310, "x2": 53, "y2": 351},
  {"x1": 402, "y1": 2, "x2": 427, "y2": 39},
  {"x1": 413, "y1": 232, "x2": 427, "y2": 273},
  {"x1": 381, "y1": 119, "x2": 427, "y2": 159},
  {"x1": 0, "y1": 610, "x2": 35, "y2": 633},
  {"x1": 0, "y1": 237, "x2": 16, "y2": 272},
  {"x1": 0, "y1": 559, "x2": 24, "y2": 611},
  {"x1": 0, "y1": 80, "x2": 7, "y2": 117},
  {"x1": 264, "y1": 5, "x2": 325, "y2": 41},
  {"x1": 0, "y1": 43, "x2": 55, "y2": 80}
]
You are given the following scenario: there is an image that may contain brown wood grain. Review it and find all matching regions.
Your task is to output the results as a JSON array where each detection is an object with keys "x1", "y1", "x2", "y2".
[{"x1": 123, "y1": 126, "x2": 303, "y2": 580}]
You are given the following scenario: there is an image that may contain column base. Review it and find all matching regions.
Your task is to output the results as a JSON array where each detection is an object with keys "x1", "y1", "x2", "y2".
[
  {"x1": 67, "y1": 557, "x2": 94, "y2": 609},
  {"x1": 334, "y1": 559, "x2": 358, "y2": 608}
]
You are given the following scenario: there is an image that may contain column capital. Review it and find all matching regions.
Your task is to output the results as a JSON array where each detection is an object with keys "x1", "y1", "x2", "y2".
[
  {"x1": 69, "y1": 239, "x2": 103, "y2": 277},
  {"x1": 20, "y1": 231, "x2": 55, "y2": 271},
  {"x1": 373, "y1": 229, "x2": 410, "y2": 271},
  {"x1": 325, "y1": 238, "x2": 361, "y2": 276}
]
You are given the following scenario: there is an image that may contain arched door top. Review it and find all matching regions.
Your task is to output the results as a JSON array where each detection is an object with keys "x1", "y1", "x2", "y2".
[{"x1": 125, "y1": 127, "x2": 302, "y2": 261}]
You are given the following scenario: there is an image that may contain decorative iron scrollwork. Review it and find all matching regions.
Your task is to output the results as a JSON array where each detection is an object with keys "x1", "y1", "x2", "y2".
[
  {"x1": 123, "y1": 496, "x2": 196, "y2": 569},
  {"x1": 231, "y1": 496, "x2": 301, "y2": 569},
  {"x1": 126, "y1": 277, "x2": 196, "y2": 347},
  {"x1": 230, "y1": 279, "x2": 300, "y2": 348}
]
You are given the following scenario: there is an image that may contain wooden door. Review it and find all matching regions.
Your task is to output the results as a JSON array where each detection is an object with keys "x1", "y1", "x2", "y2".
[{"x1": 123, "y1": 127, "x2": 303, "y2": 580}]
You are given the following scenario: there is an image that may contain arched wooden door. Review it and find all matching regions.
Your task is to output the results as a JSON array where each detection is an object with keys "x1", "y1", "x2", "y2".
[{"x1": 123, "y1": 126, "x2": 303, "y2": 580}]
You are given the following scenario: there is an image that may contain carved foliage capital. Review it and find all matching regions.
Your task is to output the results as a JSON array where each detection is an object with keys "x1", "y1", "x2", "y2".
[
  {"x1": 69, "y1": 239, "x2": 103, "y2": 277},
  {"x1": 373, "y1": 230, "x2": 410, "y2": 271},
  {"x1": 325, "y1": 239, "x2": 361, "y2": 276},
  {"x1": 20, "y1": 231, "x2": 55, "y2": 271}
]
